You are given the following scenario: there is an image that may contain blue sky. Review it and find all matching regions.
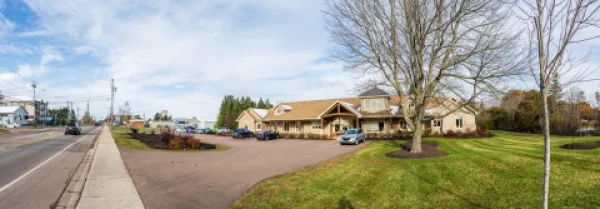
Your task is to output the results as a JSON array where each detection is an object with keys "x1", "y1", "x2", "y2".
[
  {"x1": 0, "y1": 0, "x2": 599, "y2": 120},
  {"x1": 0, "y1": 0, "x2": 357, "y2": 120}
]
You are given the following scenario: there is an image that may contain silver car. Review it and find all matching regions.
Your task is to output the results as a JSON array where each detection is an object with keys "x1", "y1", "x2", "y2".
[{"x1": 339, "y1": 128, "x2": 366, "y2": 145}]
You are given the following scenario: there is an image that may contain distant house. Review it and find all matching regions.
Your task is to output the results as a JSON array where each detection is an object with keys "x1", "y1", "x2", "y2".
[
  {"x1": 173, "y1": 118, "x2": 216, "y2": 129},
  {"x1": 0, "y1": 96, "x2": 48, "y2": 125},
  {"x1": 237, "y1": 87, "x2": 477, "y2": 137},
  {"x1": 0, "y1": 106, "x2": 29, "y2": 126},
  {"x1": 129, "y1": 119, "x2": 145, "y2": 128}
]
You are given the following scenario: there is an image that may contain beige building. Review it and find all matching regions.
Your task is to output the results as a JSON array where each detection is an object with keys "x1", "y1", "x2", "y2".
[{"x1": 236, "y1": 87, "x2": 477, "y2": 138}]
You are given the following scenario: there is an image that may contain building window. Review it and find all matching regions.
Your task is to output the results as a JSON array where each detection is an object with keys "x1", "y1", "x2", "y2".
[
  {"x1": 433, "y1": 118, "x2": 441, "y2": 127},
  {"x1": 456, "y1": 116, "x2": 464, "y2": 129},
  {"x1": 256, "y1": 123, "x2": 261, "y2": 130},
  {"x1": 364, "y1": 99, "x2": 384, "y2": 111},
  {"x1": 284, "y1": 122, "x2": 290, "y2": 132},
  {"x1": 276, "y1": 108, "x2": 283, "y2": 115},
  {"x1": 378, "y1": 121, "x2": 384, "y2": 131},
  {"x1": 311, "y1": 121, "x2": 321, "y2": 129},
  {"x1": 295, "y1": 122, "x2": 299, "y2": 132},
  {"x1": 364, "y1": 121, "x2": 379, "y2": 132}
]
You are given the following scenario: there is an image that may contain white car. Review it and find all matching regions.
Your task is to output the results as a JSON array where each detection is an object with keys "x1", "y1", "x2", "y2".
[{"x1": 4, "y1": 124, "x2": 21, "y2": 129}]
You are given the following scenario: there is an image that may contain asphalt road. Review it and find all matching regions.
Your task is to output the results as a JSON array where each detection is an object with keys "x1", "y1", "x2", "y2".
[{"x1": 0, "y1": 126, "x2": 101, "y2": 209}]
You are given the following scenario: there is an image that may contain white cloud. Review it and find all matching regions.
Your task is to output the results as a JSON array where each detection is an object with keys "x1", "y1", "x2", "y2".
[
  {"x1": 17, "y1": 0, "x2": 363, "y2": 119},
  {"x1": 0, "y1": 44, "x2": 33, "y2": 55},
  {"x1": 40, "y1": 47, "x2": 63, "y2": 65}
]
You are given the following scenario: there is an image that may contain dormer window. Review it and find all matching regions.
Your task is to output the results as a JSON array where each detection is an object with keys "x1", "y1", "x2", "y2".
[
  {"x1": 364, "y1": 99, "x2": 384, "y2": 111},
  {"x1": 276, "y1": 108, "x2": 283, "y2": 115},
  {"x1": 409, "y1": 100, "x2": 415, "y2": 109}
]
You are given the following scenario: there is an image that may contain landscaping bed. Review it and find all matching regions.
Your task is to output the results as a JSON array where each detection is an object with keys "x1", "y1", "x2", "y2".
[
  {"x1": 560, "y1": 141, "x2": 600, "y2": 150},
  {"x1": 130, "y1": 132, "x2": 217, "y2": 150},
  {"x1": 385, "y1": 141, "x2": 448, "y2": 159},
  {"x1": 111, "y1": 127, "x2": 227, "y2": 151}
]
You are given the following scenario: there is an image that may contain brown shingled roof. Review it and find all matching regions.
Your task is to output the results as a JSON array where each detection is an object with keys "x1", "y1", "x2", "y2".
[
  {"x1": 264, "y1": 97, "x2": 361, "y2": 120},
  {"x1": 359, "y1": 87, "x2": 390, "y2": 97}
]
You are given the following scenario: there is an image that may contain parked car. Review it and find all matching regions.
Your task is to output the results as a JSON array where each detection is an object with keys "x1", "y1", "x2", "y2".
[
  {"x1": 232, "y1": 129, "x2": 255, "y2": 139},
  {"x1": 575, "y1": 127, "x2": 599, "y2": 136},
  {"x1": 94, "y1": 121, "x2": 104, "y2": 127},
  {"x1": 256, "y1": 130, "x2": 279, "y2": 140},
  {"x1": 3, "y1": 124, "x2": 21, "y2": 129},
  {"x1": 203, "y1": 128, "x2": 216, "y2": 134},
  {"x1": 65, "y1": 122, "x2": 81, "y2": 135},
  {"x1": 339, "y1": 128, "x2": 366, "y2": 145},
  {"x1": 216, "y1": 128, "x2": 231, "y2": 136}
]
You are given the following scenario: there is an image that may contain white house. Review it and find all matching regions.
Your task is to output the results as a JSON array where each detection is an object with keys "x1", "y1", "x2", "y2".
[{"x1": 0, "y1": 106, "x2": 29, "y2": 127}]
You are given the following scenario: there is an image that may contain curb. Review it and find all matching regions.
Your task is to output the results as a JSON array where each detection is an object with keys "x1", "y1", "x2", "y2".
[{"x1": 52, "y1": 128, "x2": 102, "y2": 209}]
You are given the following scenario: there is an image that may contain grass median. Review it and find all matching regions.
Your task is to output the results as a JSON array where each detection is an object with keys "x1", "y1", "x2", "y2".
[
  {"x1": 232, "y1": 131, "x2": 600, "y2": 209},
  {"x1": 0, "y1": 128, "x2": 9, "y2": 134}
]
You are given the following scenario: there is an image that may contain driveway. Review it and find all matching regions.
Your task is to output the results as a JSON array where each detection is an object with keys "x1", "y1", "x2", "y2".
[{"x1": 119, "y1": 134, "x2": 369, "y2": 209}]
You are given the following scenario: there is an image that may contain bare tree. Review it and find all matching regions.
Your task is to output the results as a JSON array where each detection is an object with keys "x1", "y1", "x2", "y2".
[
  {"x1": 517, "y1": 0, "x2": 600, "y2": 208},
  {"x1": 324, "y1": 0, "x2": 525, "y2": 153}
]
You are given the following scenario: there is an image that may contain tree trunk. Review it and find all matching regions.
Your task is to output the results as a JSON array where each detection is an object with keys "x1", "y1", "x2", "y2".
[
  {"x1": 410, "y1": 112, "x2": 423, "y2": 153},
  {"x1": 541, "y1": 86, "x2": 551, "y2": 209}
]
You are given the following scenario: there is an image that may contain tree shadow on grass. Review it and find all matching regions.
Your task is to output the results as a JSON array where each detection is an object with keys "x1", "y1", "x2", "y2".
[
  {"x1": 404, "y1": 169, "x2": 486, "y2": 208},
  {"x1": 337, "y1": 196, "x2": 355, "y2": 209}
]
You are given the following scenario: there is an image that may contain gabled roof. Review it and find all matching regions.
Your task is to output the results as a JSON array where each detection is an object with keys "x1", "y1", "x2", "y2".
[
  {"x1": 265, "y1": 97, "x2": 361, "y2": 120},
  {"x1": 0, "y1": 106, "x2": 26, "y2": 114},
  {"x1": 250, "y1": 108, "x2": 269, "y2": 118},
  {"x1": 359, "y1": 87, "x2": 390, "y2": 97}
]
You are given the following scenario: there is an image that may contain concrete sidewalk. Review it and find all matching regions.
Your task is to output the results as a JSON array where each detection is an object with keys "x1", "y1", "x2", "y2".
[{"x1": 77, "y1": 126, "x2": 144, "y2": 209}]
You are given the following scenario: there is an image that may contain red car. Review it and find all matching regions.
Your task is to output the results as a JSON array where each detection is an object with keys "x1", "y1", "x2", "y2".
[{"x1": 216, "y1": 128, "x2": 231, "y2": 136}]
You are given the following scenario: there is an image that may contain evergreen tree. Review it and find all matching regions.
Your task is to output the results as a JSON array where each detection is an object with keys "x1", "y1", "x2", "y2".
[
  {"x1": 265, "y1": 98, "x2": 273, "y2": 108},
  {"x1": 257, "y1": 97, "x2": 266, "y2": 108}
]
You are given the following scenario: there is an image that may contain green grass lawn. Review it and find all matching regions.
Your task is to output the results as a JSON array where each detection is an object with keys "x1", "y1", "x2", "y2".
[
  {"x1": 0, "y1": 128, "x2": 9, "y2": 134},
  {"x1": 111, "y1": 127, "x2": 229, "y2": 152},
  {"x1": 232, "y1": 131, "x2": 600, "y2": 209}
]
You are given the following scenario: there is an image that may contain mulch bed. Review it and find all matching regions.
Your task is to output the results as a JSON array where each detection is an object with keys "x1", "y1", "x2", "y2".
[
  {"x1": 130, "y1": 133, "x2": 217, "y2": 150},
  {"x1": 385, "y1": 141, "x2": 448, "y2": 159},
  {"x1": 559, "y1": 141, "x2": 600, "y2": 150}
]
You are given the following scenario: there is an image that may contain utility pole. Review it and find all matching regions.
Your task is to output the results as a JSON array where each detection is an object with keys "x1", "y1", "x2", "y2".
[
  {"x1": 67, "y1": 101, "x2": 71, "y2": 122},
  {"x1": 32, "y1": 81, "x2": 37, "y2": 128},
  {"x1": 110, "y1": 79, "x2": 116, "y2": 125}
]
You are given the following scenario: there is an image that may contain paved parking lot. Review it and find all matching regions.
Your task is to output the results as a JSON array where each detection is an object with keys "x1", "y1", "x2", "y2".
[{"x1": 119, "y1": 134, "x2": 368, "y2": 209}]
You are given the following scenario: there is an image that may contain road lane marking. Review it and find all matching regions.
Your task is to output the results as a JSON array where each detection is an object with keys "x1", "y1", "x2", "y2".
[{"x1": 0, "y1": 127, "x2": 100, "y2": 193}]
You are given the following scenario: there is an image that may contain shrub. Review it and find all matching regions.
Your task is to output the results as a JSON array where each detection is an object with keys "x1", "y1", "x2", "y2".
[
  {"x1": 466, "y1": 129, "x2": 478, "y2": 137},
  {"x1": 130, "y1": 128, "x2": 139, "y2": 134},
  {"x1": 151, "y1": 129, "x2": 157, "y2": 135},
  {"x1": 281, "y1": 133, "x2": 290, "y2": 139},
  {"x1": 320, "y1": 134, "x2": 329, "y2": 140},
  {"x1": 157, "y1": 124, "x2": 162, "y2": 129},
  {"x1": 445, "y1": 129, "x2": 455, "y2": 137},
  {"x1": 476, "y1": 127, "x2": 488, "y2": 136},
  {"x1": 184, "y1": 136, "x2": 201, "y2": 149},
  {"x1": 423, "y1": 128, "x2": 432, "y2": 137},
  {"x1": 298, "y1": 133, "x2": 305, "y2": 139},
  {"x1": 160, "y1": 127, "x2": 175, "y2": 145},
  {"x1": 168, "y1": 138, "x2": 182, "y2": 149},
  {"x1": 455, "y1": 130, "x2": 465, "y2": 137}
]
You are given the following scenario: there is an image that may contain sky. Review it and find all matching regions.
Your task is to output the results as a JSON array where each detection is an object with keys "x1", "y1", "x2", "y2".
[{"x1": 0, "y1": 0, "x2": 599, "y2": 120}]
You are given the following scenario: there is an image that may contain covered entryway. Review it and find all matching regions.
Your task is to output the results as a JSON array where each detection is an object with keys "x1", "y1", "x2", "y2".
[{"x1": 320, "y1": 102, "x2": 359, "y2": 137}]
